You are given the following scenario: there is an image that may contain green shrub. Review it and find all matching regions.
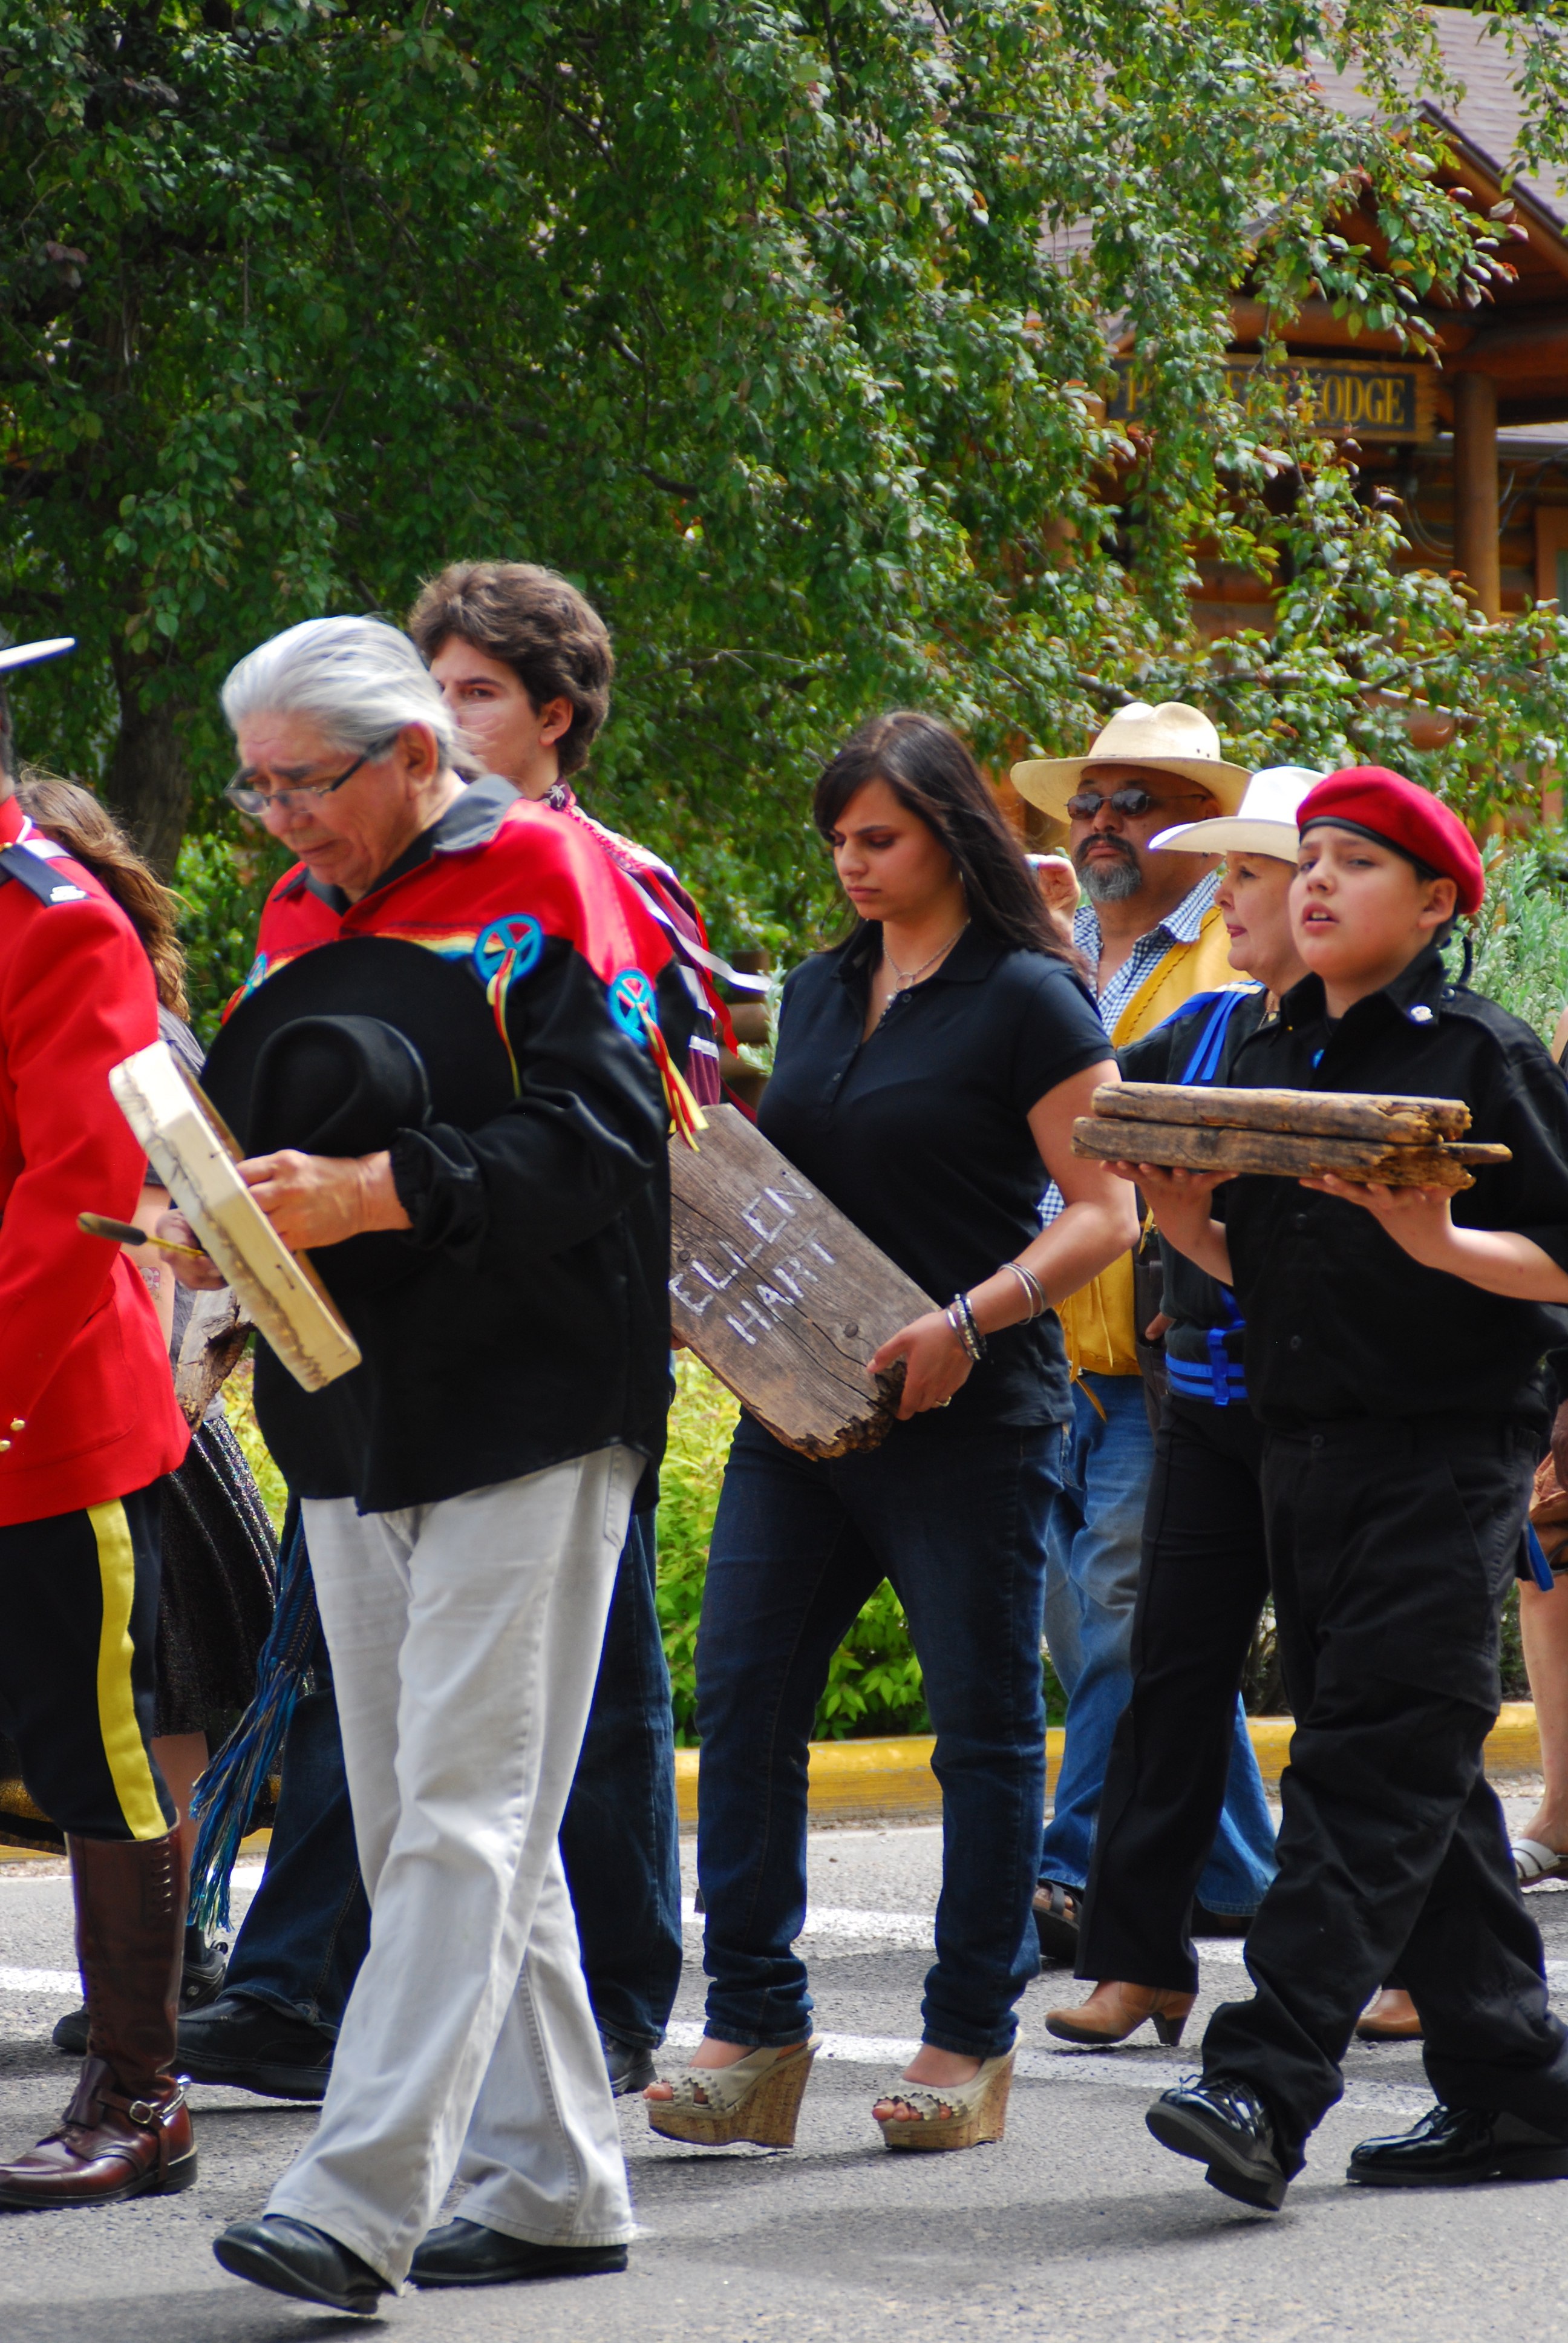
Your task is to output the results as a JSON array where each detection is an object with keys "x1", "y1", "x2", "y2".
[
  {"x1": 1459, "y1": 831, "x2": 1568, "y2": 1044},
  {"x1": 175, "y1": 826, "x2": 292, "y2": 1046}
]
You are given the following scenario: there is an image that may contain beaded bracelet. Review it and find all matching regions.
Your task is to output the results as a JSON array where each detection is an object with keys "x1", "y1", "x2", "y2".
[{"x1": 945, "y1": 1292, "x2": 986, "y2": 1363}]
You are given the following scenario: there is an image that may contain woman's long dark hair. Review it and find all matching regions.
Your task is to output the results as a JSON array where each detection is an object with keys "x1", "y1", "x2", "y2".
[
  {"x1": 814, "y1": 711, "x2": 1076, "y2": 963},
  {"x1": 16, "y1": 771, "x2": 191, "y2": 1020}
]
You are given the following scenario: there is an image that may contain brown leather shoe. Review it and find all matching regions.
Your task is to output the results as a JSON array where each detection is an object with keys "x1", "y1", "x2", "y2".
[
  {"x1": 1355, "y1": 1988, "x2": 1423, "y2": 2043},
  {"x1": 0, "y1": 2056, "x2": 194, "y2": 2207},
  {"x1": 0, "y1": 1830, "x2": 195, "y2": 2209},
  {"x1": 1045, "y1": 1979, "x2": 1197, "y2": 2048}
]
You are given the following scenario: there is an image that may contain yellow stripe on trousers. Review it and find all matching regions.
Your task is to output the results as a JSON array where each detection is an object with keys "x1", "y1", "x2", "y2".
[{"x1": 87, "y1": 1498, "x2": 167, "y2": 1842}]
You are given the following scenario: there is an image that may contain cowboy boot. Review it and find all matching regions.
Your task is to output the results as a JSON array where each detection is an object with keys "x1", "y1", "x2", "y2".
[{"x1": 0, "y1": 1831, "x2": 195, "y2": 2207}]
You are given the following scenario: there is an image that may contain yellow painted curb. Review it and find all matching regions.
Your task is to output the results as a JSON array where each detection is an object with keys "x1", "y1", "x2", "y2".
[
  {"x1": 0, "y1": 1827, "x2": 275, "y2": 1869},
  {"x1": 673, "y1": 1705, "x2": 1544, "y2": 1829}
]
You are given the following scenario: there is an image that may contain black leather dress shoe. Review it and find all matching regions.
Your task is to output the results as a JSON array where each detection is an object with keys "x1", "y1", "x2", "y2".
[
  {"x1": 1146, "y1": 2076, "x2": 1288, "y2": 2210},
  {"x1": 1348, "y1": 2101, "x2": 1568, "y2": 2187},
  {"x1": 177, "y1": 1994, "x2": 335, "y2": 2101},
  {"x1": 214, "y1": 2214, "x2": 388, "y2": 2314},
  {"x1": 410, "y1": 2217, "x2": 629, "y2": 2287},
  {"x1": 603, "y1": 2034, "x2": 658, "y2": 2096}
]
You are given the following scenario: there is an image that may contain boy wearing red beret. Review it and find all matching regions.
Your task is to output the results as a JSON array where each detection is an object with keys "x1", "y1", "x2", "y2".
[{"x1": 1129, "y1": 767, "x2": 1568, "y2": 2210}]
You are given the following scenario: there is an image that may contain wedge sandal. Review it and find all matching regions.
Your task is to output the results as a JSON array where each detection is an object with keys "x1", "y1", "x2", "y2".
[
  {"x1": 873, "y1": 2051, "x2": 1014, "y2": 2152},
  {"x1": 645, "y1": 2037, "x2": 820, "y2": 2149}
]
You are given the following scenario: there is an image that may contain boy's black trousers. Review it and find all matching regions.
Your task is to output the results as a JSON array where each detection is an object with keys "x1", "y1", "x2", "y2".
[
  {"x1": 1203, "y1": 1414, "x2": 1568, "y2": 2172},
  {"x1": 1078, "y1": 1394, "x2": 1269, "y2": 1994},
  {"x1": 0, "y1": 1484, "x2": 174, "y2": 1842}
]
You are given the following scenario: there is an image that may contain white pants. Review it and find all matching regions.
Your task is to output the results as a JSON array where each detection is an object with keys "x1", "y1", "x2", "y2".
[{"x1": 266, "y1": 1447, "x2": 640, "y2": 2286}]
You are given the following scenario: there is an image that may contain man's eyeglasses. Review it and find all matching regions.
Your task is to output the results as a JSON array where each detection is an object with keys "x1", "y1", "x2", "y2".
[
  {"x1": 224, "y1": 750, "x2": 373, "y2": 819},
  {"x1": 1065, "y1": 785, "x2": 1212, "y2": 822}
]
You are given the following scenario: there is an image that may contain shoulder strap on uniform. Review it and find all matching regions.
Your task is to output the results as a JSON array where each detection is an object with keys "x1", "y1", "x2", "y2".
[{"x1": 0, "y1": 841, "x2": 90, "y2": 906}]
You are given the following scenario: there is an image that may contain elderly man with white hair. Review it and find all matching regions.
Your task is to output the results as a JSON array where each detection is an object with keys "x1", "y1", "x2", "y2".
[{"x1": 165, "y1": 616, "x2": 696, "y2": 2314}]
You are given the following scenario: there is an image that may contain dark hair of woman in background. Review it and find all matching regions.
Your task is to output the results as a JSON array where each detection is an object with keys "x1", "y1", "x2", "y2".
[{"x1": 645, "y1": 711, "x2": 1136, "y2": 2155}]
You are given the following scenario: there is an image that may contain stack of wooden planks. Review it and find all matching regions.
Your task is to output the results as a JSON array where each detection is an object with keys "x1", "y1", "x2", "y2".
[{"x1": 1071, "y1": 1083, "x2": 1511, "y2": 1191}]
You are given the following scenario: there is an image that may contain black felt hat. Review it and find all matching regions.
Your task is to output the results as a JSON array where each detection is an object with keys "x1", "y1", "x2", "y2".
[
  {"x1": 201, "y1": 937, "x2": 515, "y2": 1297},
  {"x1": 249, "y1": 1015, "x2": 432, "y2": 1160}
]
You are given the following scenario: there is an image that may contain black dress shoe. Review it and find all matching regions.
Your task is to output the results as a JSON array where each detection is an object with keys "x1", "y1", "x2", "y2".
[
  {"x1": 53, "y1": 1926, "x2": 229, "y2": 2057},
  {"x1": 177, "y1": 1993, "x2": 335, "y2": 2100},
  {"x1": 410, "y1": 2217, "x2": 629, "y2": 2287},
  {"x1": 602, "y1": 2034, "x2": 658, "y2": 2096},
  {"x1": 1348, "y1": 2101, "x2": 1568, "y2": 2187},
  {"x1": 214, "y1": 2214, "x2": 388, "y2": 2314},
  {"x1": 1146, "y1": 2076, "x2": 1288, "y2": 2210},
  {"x1": 1033, "y1": 1881, "x2": 1080, "y2": 1967}
]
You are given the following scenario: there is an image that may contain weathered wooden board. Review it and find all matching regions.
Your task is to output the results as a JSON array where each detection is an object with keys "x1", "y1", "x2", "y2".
[
  {"x1": 1096, "y1": 1083, "x2": 1471, "y2": 1144},
  {"x1": 1073, "y1": 1115, "x2": 1509, "y2": 1190},
  {"x1": 668, "y1": 1106, "x2": 935, "y2": 1458}
]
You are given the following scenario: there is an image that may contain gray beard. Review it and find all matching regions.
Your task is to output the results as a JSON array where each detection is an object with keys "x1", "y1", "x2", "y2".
[{"x1": 1079, "y1": 853, "x2": 1145, "y2": 905}]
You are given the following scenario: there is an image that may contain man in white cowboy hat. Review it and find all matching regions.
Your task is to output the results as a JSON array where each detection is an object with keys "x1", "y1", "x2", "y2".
[{"x1": 1010, "y1": 703, "x2": 1277, "y2": 1966}]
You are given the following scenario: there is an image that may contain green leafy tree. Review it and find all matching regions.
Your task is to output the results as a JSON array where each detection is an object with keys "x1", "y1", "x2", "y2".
[{"x1": 2, "y1": 1, "x2": 1565, "y2": 1003}]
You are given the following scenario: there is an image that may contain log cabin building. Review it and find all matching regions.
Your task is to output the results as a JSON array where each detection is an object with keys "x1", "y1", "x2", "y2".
[
  {"x1": 996, "y1": 10, "x2": 1567, "y2": 854},
  {"x1": 1117, "y1": 8, "x2": 1568, "y2": 637}
]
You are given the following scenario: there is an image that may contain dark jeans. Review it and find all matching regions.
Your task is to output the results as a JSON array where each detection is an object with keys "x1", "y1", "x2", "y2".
[
  {"x1": 225, "y1": 1509, "x2": 683, "y2": 2047},
  {"x1": 1079, "y1": 1395, "x2": 1276, "y2": 1994},
  {"x1": 560, "y1": 1507, "x2": 684, "y2": 2049},
  {"x1": 1203, "y1": 1417, "x2": 1568, "y2": 2172},
  {"x1": 223, "y1": 1631, "x2": 370, "y2": 2035},
  {"x1": 695, "y1": 1412, "x2": 1061, "y2": 2059}
]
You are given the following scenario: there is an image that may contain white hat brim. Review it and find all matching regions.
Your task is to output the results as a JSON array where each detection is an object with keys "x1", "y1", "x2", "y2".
[
  {"x1": 1010, "y1": 752, "x2": 1252, "y2": 821},
  {"x1": 0, "y1": 637, "x2": 75, "y2": 677},
  {"x1": 1151, "y1": 815, "x2": 1299, "y2": 859}
]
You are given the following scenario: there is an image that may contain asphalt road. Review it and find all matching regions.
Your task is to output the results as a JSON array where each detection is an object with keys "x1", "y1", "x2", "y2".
[{"x1": 3, "y1": 1798, "x2": 1568, "y2": 2342}]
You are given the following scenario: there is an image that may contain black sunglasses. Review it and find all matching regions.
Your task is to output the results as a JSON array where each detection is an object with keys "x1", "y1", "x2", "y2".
[{"x1": 1065, "y1": 785, "x2": 1213, "y2": 821}]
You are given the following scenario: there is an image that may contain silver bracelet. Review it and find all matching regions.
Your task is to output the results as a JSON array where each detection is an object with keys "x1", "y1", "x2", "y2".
[{"x1": 1003, "y1": 1260, "x2": 1047, "y2": 1320}]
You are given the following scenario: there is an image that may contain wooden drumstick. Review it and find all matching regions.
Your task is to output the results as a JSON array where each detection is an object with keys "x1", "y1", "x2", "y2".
[{"x1": 78, "y1": 1211, "x2": 207, "y2": 1260}]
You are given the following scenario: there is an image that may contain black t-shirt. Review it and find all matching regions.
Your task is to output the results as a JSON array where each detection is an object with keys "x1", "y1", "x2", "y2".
[
  {"x1": 760, "y1": 922, "x2": 1111, "y2": 1430},
  {"x1": 1222, "y1": 945, "x2": 1568, "y2": 1429}
]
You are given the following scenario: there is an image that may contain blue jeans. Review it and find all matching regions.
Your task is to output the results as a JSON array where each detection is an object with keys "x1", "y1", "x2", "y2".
[
  {"x1": 1040, "y1": 1374, "x2": 1275, "y2": 1913},
  {"x1": 225, "y1": 1511, "x2": 684, "y2": 2046},
  {"x1": 695, "y1": 1413, "x2": 1062, "y2": 2059}
]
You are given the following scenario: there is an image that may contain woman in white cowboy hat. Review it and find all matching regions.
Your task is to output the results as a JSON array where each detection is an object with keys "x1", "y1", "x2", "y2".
[
  {"x1": 1010, "y1": 704, "x2": 1270, "y2": 1968},
  {"x1": 1039, "y1": 767, "x2": 1324, "y2": 2046}
]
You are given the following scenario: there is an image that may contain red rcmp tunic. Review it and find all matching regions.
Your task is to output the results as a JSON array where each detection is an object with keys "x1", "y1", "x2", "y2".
[{"x1": 0, "y1": 797, "x2": 188, "y2": 1527}]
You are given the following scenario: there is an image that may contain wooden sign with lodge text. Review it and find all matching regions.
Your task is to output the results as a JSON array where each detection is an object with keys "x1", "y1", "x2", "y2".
[{"x1": 668, "y1": 1106, "x2": 936, "y2": 1459}]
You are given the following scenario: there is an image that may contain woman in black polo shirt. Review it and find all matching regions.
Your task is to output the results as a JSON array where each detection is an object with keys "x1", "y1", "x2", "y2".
[{"x1": 645, "y1": 712, "x2": 1135, "y2": 2154}]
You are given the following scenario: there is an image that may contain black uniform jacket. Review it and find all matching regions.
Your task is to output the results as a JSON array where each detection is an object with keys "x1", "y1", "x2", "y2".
[{"x1": 1221, "y1": 945, "x2": 1568, "y2": 1430}]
